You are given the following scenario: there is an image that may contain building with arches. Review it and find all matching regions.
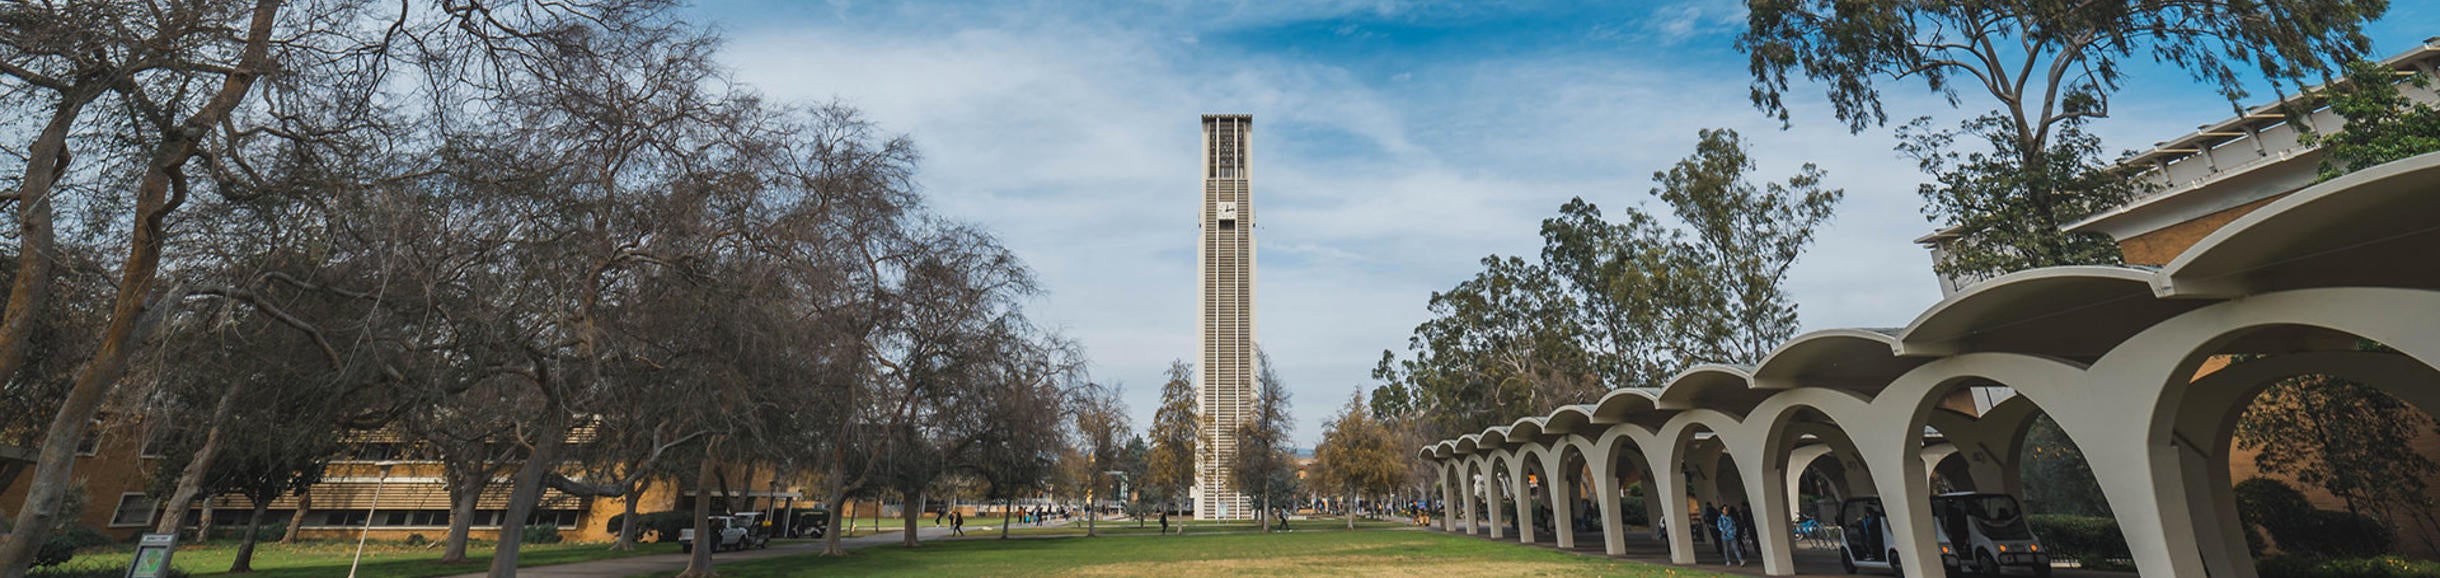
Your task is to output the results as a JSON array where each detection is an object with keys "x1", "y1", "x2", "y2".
[{"x1": 1417, "y1": 147, "x2": 2440, "y2": 577}]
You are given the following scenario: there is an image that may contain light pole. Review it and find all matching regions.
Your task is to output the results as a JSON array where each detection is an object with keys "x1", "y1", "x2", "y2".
[{"x1": 348, "y1": 461, "x2": 401, "y2": 578}]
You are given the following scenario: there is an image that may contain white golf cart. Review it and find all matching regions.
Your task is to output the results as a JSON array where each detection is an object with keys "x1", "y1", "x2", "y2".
[{"x1": 1836, "y1": 494, "x2": 2051, "y2": 577}]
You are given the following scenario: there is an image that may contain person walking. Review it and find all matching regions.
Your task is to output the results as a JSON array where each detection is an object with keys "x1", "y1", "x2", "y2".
[
  {"x1": 1703, "y1": 504, "x2": 1723, "y2": 558},
  {"x1": 1718, "y1": 505, "x2": 1746, "y2": 567},
  {"x1": 1159, "y1": 510, "x2": 1171, "y2": 535},
  {"x1": 950, "y1": 510, "x2": 965, "y2": 536},
  {"x1": 1736, "y1": 501, "x2": 1757, "y2": 549}
]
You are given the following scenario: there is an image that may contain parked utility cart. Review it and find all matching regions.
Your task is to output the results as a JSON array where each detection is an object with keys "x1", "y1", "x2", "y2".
[
  {"x1": 1835, "y1": 494, "x2": 2051, "y2": 577},
  {"x1": 678, "y1": 513, "x2": 772, "y2": 553}
]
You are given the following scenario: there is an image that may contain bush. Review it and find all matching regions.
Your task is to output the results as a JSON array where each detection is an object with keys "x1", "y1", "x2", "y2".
[
  {"x1": 33, "y1": 526, "x2": 113, "y2": 568},
  {"x1": 521, "y1": 524, "x2": 563, "y2": 544},
  {"x1": 606, "y1": 511, "x2": 693, "y2": 542},
  {"x1": 2238, "y1": 478, "x2": 2394, "y2": 558},
  {"x1": 2027, "y1": 514, "x2": 2129, "y2": 564},
  {"x1": 2256, "y1": 555, "x2": 2440, "y2": 578},
  {"x1": 206, "y1": 521, "x2": 285, "y2": 543},
  {"x1": 405, "y1": 533, "x2": 430, "y2": 547},
  {"x1": 28, "y1": 567, "x2": 191, "y2": 578}
]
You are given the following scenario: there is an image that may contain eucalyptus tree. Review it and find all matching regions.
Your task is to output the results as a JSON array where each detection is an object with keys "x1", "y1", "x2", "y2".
[{"x1": 1742, "y1": 0, "x2": 2388, "y2": 277}]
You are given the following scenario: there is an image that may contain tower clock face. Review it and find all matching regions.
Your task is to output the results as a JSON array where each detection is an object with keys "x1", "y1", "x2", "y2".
[{"x1": 1217, "y1": 201, "x2": 1238, "y2": 222}]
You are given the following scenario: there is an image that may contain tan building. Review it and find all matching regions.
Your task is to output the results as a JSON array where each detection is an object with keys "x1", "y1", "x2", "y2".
[
  {"x1": 2065, "y1": 41, "x2": 2440, "y2": 557},
  {"x1": 1, "y1": 423, "x2": 816, "y2": 543},
  {"x1": 1196, "y1": 114, "x2": 1259, "y2": 520}
]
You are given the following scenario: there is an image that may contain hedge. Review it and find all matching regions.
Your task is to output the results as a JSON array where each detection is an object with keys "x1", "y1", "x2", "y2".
[
  {"x1": 2026, "y1": 514, "x2": 2129, "y2": 564},
  {"x1": 2256, "y1": 555, "x2": 2440, "y2": 578}
]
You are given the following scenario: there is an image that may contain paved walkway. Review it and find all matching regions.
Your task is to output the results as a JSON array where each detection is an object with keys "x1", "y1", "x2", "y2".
[{"x1": 1439, "y1": 522, "x2": 2131, "y2": 578}]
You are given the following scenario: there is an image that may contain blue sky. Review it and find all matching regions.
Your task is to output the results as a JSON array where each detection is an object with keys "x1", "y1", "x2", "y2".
[{"x1": 687, "y1": 0, "x2": 2436, "y2": 446}]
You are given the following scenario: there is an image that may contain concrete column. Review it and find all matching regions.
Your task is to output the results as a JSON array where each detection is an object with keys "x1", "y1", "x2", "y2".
[
  {"x1": 1509, "y1": 455, "x2": 1536, "y2": 544},
  {"x1": 1546, "y1": 450, "x2": 1576, "y2": 549},
  {"x1": 1485, "y1": 459, "x2": 1507, "y2": 539},
  {"x1": 1461, "y1": 465, "x2": 1480, "y2": 535},
  {"x1": 1654, "y1": 446, "x2": 1697, "y2": 564},
  {"x1": 1745, "y1": 453, "x2": 1797, "y2": 576},
  {"x1": 1438, "y1": 463, "x2": 1457, "y2": 533},
  {"x1": 1593, "y1": 462, "x2": 1626, "y2": 555},
  {"x1": 1860, "y1": 439, "x2": 1942, "y2": 578}
]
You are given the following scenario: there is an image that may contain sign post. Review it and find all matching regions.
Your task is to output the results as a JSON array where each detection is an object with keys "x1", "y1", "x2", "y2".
[{"x1": 125, "y1": 533, "x2": 175, "y2": 578}]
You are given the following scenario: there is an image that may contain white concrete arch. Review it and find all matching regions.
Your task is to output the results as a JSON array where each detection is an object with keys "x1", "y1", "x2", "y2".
[
  {"x1": 1740, "y1": 387, "x2": 1878, "y2": 575},
  {"x1": 1579, "y1": 424, "x2": 1664, "y2": 556},
  {"x1": 1853, "y1": 353, "x2": 2095, "y2": 578},
  {"x1": 2080, "y1": 287, "x2": 2440, "y2": 577},
  {"x1": 2160, "y1": 150, "x2": 2440, "y2": 298}
]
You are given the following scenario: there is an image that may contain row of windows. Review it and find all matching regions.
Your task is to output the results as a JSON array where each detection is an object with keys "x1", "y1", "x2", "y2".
[{"x1": 108, "y1": 493, "x2": 580, "y2": 529}]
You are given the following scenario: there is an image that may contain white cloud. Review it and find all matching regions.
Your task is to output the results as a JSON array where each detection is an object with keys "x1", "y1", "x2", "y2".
[{"x1": 712, "y1": 3, "x2": 1954, "y2": 446}]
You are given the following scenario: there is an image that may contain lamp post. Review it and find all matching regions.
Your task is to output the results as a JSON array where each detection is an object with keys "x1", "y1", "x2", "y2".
[{"x1": 347, "y1": 461, "x2": 401, "y2": 578}]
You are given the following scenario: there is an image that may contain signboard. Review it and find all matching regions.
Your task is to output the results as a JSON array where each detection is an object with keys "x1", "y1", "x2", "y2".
[{"x1": 126, "y1": 533, "x2": 175, "y2": 578}]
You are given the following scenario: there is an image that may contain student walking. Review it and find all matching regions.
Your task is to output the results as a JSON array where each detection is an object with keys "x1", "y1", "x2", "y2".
[
  {"x1": 1159, "y1": 510, "x2": 1171, "y2": 534},
  {"x1": 950, "y1": 511, "x2": 965, "y2": 536},
  {"x1": 1718, "y1": 505, "x2": 1746, "y2": 567}
]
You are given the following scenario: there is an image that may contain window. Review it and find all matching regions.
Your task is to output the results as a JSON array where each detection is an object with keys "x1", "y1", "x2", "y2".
[
  {"x1": 109, "y1": 494, "x2": 158, "y2": 528},
  {"x1": 139, "y1": 424, "x2": 172, "y2": 458},
  {"x1": 76, "y1": 425, "x2": 102, "y2": 456}
]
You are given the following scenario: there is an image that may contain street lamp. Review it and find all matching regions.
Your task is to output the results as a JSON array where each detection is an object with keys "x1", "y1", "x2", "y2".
[{"x1": 348, "y1": 461, "x2": 401, "y2": 578}]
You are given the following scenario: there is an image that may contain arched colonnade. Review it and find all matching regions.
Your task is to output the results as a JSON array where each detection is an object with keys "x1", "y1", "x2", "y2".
[{"x1": 1420, "y1": 153, "x2": 2440, "y2": 577}]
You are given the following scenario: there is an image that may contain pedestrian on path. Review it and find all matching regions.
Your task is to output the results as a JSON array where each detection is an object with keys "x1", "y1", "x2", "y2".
[
  {"x1": 1736, "y1": 501, "x2": 1757, "y2": 549},
  {"x1": 951, "y1": 511, "x2": 965, "y2": 536},
  {"x1": 1718, "y1": 505, "x2": 1746, "y2": 567},
  {"x1": 1159, "y1": 510, "x2": 1171, "y2": 534}
]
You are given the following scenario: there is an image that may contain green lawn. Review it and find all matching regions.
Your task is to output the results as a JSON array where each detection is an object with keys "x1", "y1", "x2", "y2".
[
  {"x1": 645, "y1": 529, "x2": 1729, "y2": 577},
  {"x1": 41, "y1": 540, "x2": 678, "y2": 578}
]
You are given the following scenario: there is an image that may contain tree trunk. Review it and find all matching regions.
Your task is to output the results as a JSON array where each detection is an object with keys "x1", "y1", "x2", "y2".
[
  {"x1": 678, "y1": 454, "x2": 717, "y2": 577},
  {"x1": 900, "y1": 488, "x2": 922, "y2": 547},
  {"x1": 0, "y1": 86, "x2": 100, "y2": 412},
  {"x1": 0, "y1": 4, "x2": 282, "y2": 574},
  {"x1": 1347, "y1": 491, "x2": 1357, "y2": 530},
  {"x1": 439, "y1": 467, "x2": 482, "y2": 564},
  {"x1": 612, "y1": 487, "x2": 642, "y2": 551},
  {"x1": 281, "y1": 491, "x2": 309, "y2": 543},
  {"x1": 157, "y1": 383, "x2": 247, "y2": 537},
  {"x1": 999, "y1": 499, "x2": 1012, "y2": 540},
  {"x1": 230, "y1": 501, "x2": 270, "y2": 573},
  {"x1": 819, "y1": 485, "x2": 849, "y2": 556},
  {"x1": 199, "y1": 500, "x2": 223, "y2": 543},
  {"x1": 485, "y1": 413, "x2": 570, "y2": 578},
  {"x1": 1261, "y1": 495, "x2": 1271, "y2": 534}
]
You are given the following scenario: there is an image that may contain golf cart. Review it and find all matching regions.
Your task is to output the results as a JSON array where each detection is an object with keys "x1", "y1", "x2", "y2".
[
  {"x1": 1835, "y1": 494, "x2": 2051, "y2": 577},
  {"x1": 1931, "y1": 492, "x2": 2049, "y2": 577},
  {"x1": 1836, "y1": 497, "x2": 1902, "y2": 576},
  {"x1": 678, "y1": 513, "x2": 772, "y2": 553}
]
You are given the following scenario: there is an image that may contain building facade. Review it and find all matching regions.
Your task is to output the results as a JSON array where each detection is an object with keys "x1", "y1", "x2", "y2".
[{"x1": 1195, "y1": 114, "x2": 1258, "y2": 520}]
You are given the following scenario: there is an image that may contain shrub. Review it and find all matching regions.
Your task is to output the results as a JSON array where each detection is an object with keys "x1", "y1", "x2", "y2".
[
  {"x1": 2238, "y1": 478, "x2": 2394, "y2": 558},
  {"x1": 606, "y1": 511, "x2": 694, "y2": 542},
  {"x1": 33, "y1": 526, "x2": 113, "y2": 568},
  {"x1": 2026, "y1": 514, "x2": 2129, "y2": 564},
  {"x1": 28, "y1": 567, "x2": 191, "y2": 578},
  {"x1": 2256, "y1": 555, "x2": 2440, "y2": 578},
  {"x1": 405, "y1": 533, "x2": 430, "y2": 546},
  {"x1": 522, "y1": 524, "x2": 563, "y2": 544}
]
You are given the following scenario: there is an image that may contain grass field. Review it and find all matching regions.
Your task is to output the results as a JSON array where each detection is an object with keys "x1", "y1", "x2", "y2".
[
  {"x1": 645, "y1": 529, "x2": 1729, "y2": 577},
  {"x1": 38, "y1": 540, "x2": 678, "y2": 578}
]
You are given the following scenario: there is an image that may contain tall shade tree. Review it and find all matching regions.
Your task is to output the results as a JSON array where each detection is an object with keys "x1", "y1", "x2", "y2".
[
  {"x1": 1143, "y1": 360, "x2": 1199, "y2": 528},
  {"x1": 1648, "y1": 128, "x2": 1842, "y2": 364},
  {"x1": 1312, "y1": 390, "x2": 1404, "y2": 530},
  {"x1": 1742, "y1": 0, "x2": 2388, "y2": 278},
  {"x1": 1382, "y1": 128, "x2": 1837, "y2": 437},
  {"x1": 1230, "y1": 348, "x2": 1298, "y2": 533},
  {"x1": 1071, "y1": 381, "x2": 1131, "y2": 538}
]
